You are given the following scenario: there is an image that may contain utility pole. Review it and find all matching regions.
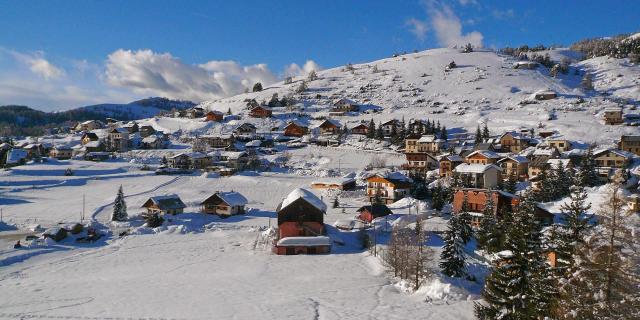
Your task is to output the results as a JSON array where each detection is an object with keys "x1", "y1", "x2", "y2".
[{"x1": 82, "y1": 194, "x2": 86, "y2": 222}]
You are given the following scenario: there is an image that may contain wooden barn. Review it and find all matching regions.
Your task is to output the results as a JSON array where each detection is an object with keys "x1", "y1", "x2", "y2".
[
  {"x1": 200, "y1": 191, "x2": 248, "y2": 216},
  {"x1": 283, "y1": 121, "x2": 308, "y2": 137},
  {"x1": 357, "y1": 204, "x2": 392, "y2": 223},
  {"x1": 141, "y1": 195, "x2": 186, "y2": 215},
  {"x1": 249, "y1": 105, "x2": 272, "y2": 118},
  {"x1": 350, "y1": 123, "x2": 370, "y2": 135},
  {"x1": 205, "y1": 111, "x2": 224, "y2": 122},
  {"x1": 273, "y1": 188, "x2": 331, "y2": 255}
]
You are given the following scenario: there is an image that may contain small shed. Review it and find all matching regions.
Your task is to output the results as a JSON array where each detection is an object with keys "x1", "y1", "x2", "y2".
[
  {"x1": 142, "y1": 195, "x2": 186, "y2": 215},
  {"x1": 357, "y1": 204, "x2": 393, "y2": 223},
  {"x1": 200, "y1": 191, "x2": 248, "y2": 216}
]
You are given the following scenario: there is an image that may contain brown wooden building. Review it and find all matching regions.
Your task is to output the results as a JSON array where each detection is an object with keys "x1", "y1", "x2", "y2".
[
  {"x1": 141, "y1": 195, "x2": 186, "y2": 215},
  {"x1": 249, "y1": 105, "x2": 272, "y2": 118},
  {"x1": 200, "y1": 191, "x2": 248, "y2": 216},
  {"x1": 357, "y1": 204, "x2": 393, "y2": 223},
  {"x1": 274, "y1": 188, "x2": 330, "y2": 255},
  {"x1": 205, "y1": 111, "x2": 224, "y2": 122},
  {"x1": 283, "y1": 121, "x2": 308, "y2": 137}
]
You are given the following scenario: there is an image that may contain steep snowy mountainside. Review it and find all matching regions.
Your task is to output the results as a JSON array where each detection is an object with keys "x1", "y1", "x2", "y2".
[{"x1": 195, "y1": 48, "x2": 638, "y2": 144}]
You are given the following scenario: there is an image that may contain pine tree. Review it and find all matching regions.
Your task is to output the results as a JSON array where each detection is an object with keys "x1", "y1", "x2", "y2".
[
  {"x1": 555, "y1": 185, "x2": 593, "y2": 273},
  {"x1": 476, "y1": 196, "x2": 500, "y2": 253},
  {"x1": 503, "y1": 172, "x2": 517, "y2": 194},
  {"x1": 439, "y1": 213, "x2": 466, "y2": 278},
  {"x1": 332, "y1": 197, "x2": 340, "y2": 208},
  {"x1": 482, "y1": 122, "x2": 490, "y2": 140},
  {"x1": 111, "y1": 185, "x2": 128, "y2": 221},
  {"x1": 553, "y1": 161, "x2": 572, "y2": 199},
  {"x1": 440, "y1": 125, "x2": 447, "y2": 141},
  {"x1": 475, "y1": 125, "x2": 482, "y2": 145},
  {"x1": 375, "y1": 122, "x2": 384, "y2": 140},
  {"x1": 252, "y1": 82, "x2": 263, "y2": 92},
  {"x1": 307, "y1": 70, "x2": 318, "y2": 81},
  {"x1": 457, "y1": 195, "x2": 473, "y2": 244},
  {"x1": 431, "y1": 185, "x2": 445, "y2": 211},
  {"x1": 227, "y1": 107, "x2": 232, "y2": 115},
  {"x1": 577, "y1": 147, "x2": 599, "y2": 187},
  {"x1": 367, "y1": 119, "x2": 376, "y2": 139}
]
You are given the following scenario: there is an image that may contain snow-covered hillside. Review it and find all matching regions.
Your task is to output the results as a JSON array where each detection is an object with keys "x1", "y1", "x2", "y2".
[
  {"x1": 77, "y1": 97, "x2": 195, "y2": 120},
  {"x1": 196, "y1": 48, "x2": 638, "y2": 144}
]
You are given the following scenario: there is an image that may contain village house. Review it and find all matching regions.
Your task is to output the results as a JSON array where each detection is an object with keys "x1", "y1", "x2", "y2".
[
  {"x1": 274, "y1": 188, "x2": 331, "y2": 255},
  {"x1": 332, "y1": 98, "x2": 359, "y2": 113},
  {"x1": 402, "y1": 152, "x2": 438, "y2": 172},
  {"x1": 168, "y1": 152, "x2": 211, "y2": 170},
  {"x1": 81, "y1": 132, "x2": 100, "y2": 145},
  {"x1": 49, "y1": 146, "x2": 73, "y2": 160},
  {"x1": 366, "y1": 172, "x2": 412, "y2": 204},
  {"x1": 465, "y1": 150, "x2": 501, "y2": 165},
  {"x1": 141, "y1": 195, "x2": 186, "y2": 215},
  {"x1": 205, "y1": 111, "x2": 224, "y2": 122},
  {"x1": 404, "y1": 134, "x2": 421, "y2": 153},
  {"x1": 533, "y1": 89, "x2": 557, "y2": 100},
  {"x1": 211, "y1": 151, "x2": 250, "y2": 170},
  {"x1": 593, "y1": 148, "x2": 633, "y2": 178},
  {"x1": 198, "y1": 134, "x2": 235, "y2": 149},
  {"x1": 416, "y1": 135, "x2": 444, "y2": 154},
  {"x1": 544, "y1": 137, "x2": 572, "y2": 152},
  {"x1": 249, "y1": 105, "x2": 272, "y2": 118},
  {"x1": 498, "y1": 131, "x2": 530, "y2": 153},
  {"x1": 619, "y1": 135, "x2": 640, "y2": 156},
  {"x1": 380, "y1": 119, "x2": 402, "y2": 136},
  {"x1": 603, "y1": 107, "x2": 623, "y2": 125},
  {"x1": 350, "y1": 123, "x2": 370, "y2": 135},
  {"x1": 139, "y1": 125, "x2": 156, "y2": 138},
  {"x1": 233, "y1": 123, "x2": 257, "y2": 136},
  {"x1": 357, "y1": 204, "x2": 393, "y2": 223},
  {"x1": 452, "y1": 188, "x2": 554, "y2": 227},
  {"x1": 283, "y1": 121, "x2": 308, "y2": 137},
  {"x1": 200, "y1": 191, "x2": 248, "y2": 216},
  {"x1": 497, "y1": 155, "x2": 529, "y2": 180},
  {"x1": 140, "y1": 134, "x2": 167, "y2": 149},
  {"x1": 186, "y1": 107, "x2": 206, "y2": 119},
  {"x1": 122, "y1": 122, "x2": 139, "y2": 134},
  {"x1": 317, "y1": 119, "x2": 341, "y2": 135},
  {"x1": 4, "y1": 149, "x2": 29, "y2": 167},
  {"x1": 310, "y1": 177, "x2": 356, "y2": 191},
  {"x1": 106, "y1": 127, "x2": 130, "y2": 152},
  {"x1": 23, "y1": 143, "x2": 46, "y2": 158},
  {"x1": 439, "y1": 154, "x2": 464, "y2": 177},
  {"x1": 528, "y1": 155, "x2": 552, "y2": 178},
  {"x1": 453, "y1": 163, "x2": 502, "y2": 189},
  {"x1": 75, "y1": 120, "x2": 104, "y2": 132}
]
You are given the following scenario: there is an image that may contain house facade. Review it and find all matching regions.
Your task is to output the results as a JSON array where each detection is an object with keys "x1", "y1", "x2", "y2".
[
  {"x1": 141, "y1": 195, "x2": 186, "y2": 215},
  {"x1": 453, "y1": 163, "x2": 502, "y2": 189},
  {"x1": 283, "y1": 122, "x2": 308, "y2": 137},
  {"x1": 619, "y1": 135, "x2": 640, "y2": 156},
  {"x1": 200, "y1": 191, "x2": 248, "y2": 216},
  {"x1": 439, "y1": 154, "x2": 464, "y2": 177},
  {"x1": 249, "y1": 105, "x2": 272, "y2": 118},
  {"x1": 366, "y1": 173, "x2": 412, "y2": 204},
  {"x1": 274, "y1": 188, "x2": 330, "y2": 255}
]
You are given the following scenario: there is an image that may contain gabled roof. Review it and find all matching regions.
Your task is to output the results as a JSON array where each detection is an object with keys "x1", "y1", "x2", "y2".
[
  {"x1": 546, "y1": 158, "x2": 571, "y2": 169},
  {"x1": 82, "y1": 132, "x2": 99, "y2": 140},
  {"x1": 466, "y1": 150, "x2": 501, "y2": 159},
  {"x1": 333, "y1": 98, "x2": 357, "y2": 106},
  {"x1": 201, "y1": 191, "x2": 248, "y2": 207},
  {"x1": 453, "y1": 163, "x2": 502, "y2": 174},
  {"x1": 357, "y1": 204, "x2": 393, "y2": 216},
  {"x1": 284, "y1": 121, "x2": 307, "y2": 129},
  {"x1": 110, "y1": 127, "x2": 129, "y2": 134},
  {"x1": 170, "y1": 152, "x2": 208, "y2": 159},
  {"x1": 594, "y1": 148, "x2": 634, "y2": 159},
  {"x1": 6, "y1": 149, "x2": 28, "y2": 164},
  {"x1": 498, "y1": 155, "x2": 529, "y2": 164},
  {"x1": 417, "y1": 135, "x2": 439, "y2": 143},
  {"x1": 318, "y1": 119, "x2": 341, "y2": 128},
  {"x1": 381, "y1": 119, "x2": 398, "y2": 126},
  {"x1": 142, "y1": 195, "x2": 186, "y2": 210},
  {"x1": 279, "y1": 188, "x2": 327, "y2": 212},
  {"x1": 440, "y1": 154, "x2": 464, "y2": 162}
]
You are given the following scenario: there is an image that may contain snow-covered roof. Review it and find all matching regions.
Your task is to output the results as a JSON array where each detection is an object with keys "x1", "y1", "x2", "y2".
[
  {"x1": 214, "y1": 191, "x2": 248, "y2": 207},
  {"x1": 546, "y1": 158, "x2": 571, "y2": 169},
  {"x1": 143, "y1": 195, "x2": 186, "y2": 210},
  {"x1": 453, "y1": 163, "x2": 502, "y2": 174},
  {"x1": 417, "y1": 135, "x2": 439, "y2": 143},
  {"x1": 6, "y1": 149, "x2": 28, "y2": 164},
  {"x1": 276, "y1": 236, "x2": 332, "y2": 247},
  {"x1": 499, "y1": 155, "x2": 529, "y2": 164},
  {"x1": 311, "y1": 177, "x2": 356, "y2": 186},
  {"x1": 221, "y1": 151, "x2": 247, "y2": 160},
  {"x1": 245, "y1": 140, "x2": 262, "y2": 147},
  {"x1": 594, "y1": 148, "x2": 634, "y2": 159},
  {"x1": 333, "y1": 98, "x2": 357, "y2": 106},
  {"x1": 466, "y1": 150, "x2": 501, "y2": 159},
  {"x1": 170, "y1": 152, "x2": 208, "y2": 159},
  {"x1": 142, "y1": 136, "x2": 159, "y2": 143},
  {"x1": 280, "y1": 188, "x2": 327, "y2": 212},
  {"x1": 84, "y1": 141, "x2": 102, "y2": 148},
  {"x1": 604, "y1": 106, "x2": 622, "y2": 112}
]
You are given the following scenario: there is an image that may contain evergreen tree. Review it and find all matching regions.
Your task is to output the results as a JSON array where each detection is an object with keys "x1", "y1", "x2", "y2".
[
  {"x1": 227, "y1": 107, "x2": 232, "y2": 115},
  {"x1": 577, "y1": 147, "x2": 599, "y2": 187},
  {"x1": 475, "y1": 125, "x2": 482, "y2": 144},
  {"x1": 307, "y1": 70, "x2": 318, "y2": 81},
  {"x1": 431, "y1": 185, "x2": 445, "y2": 211},
  {"x1": 476, "y1": 196, "x2": 500, "y2": 253},
  {"x1": 482, "y1": 122, "x2": 490, "y2": 140},
  {"x1": 457, "y1": 195, "x2": 473, "y2": 244},
  {"x1": 111, "y1": 185, "x2": 128, "y2": 222},
  {"x1": 367, "y1": 119, "x2": 376, "y2": 139},
  {"x1": 375, "y1": 122, "x2": 384, "y2": 140},
  {"x1": 440, "y1": 125, "x2": 447, "y2": 141},
  {"x1": 533, "y1": 164, "x2": 553, "y2": 202},
  {"x1": 161, "y1": 156, "x2": 168, "y2": 166},
  {"x1": 252, "y1": 82, "x2": 263, "y2": 92},
  {"x1": 332, "y1": 197, "x2": 340, "y2": 208},
  {"x1": 439, "y1": 213, "x2": 466, "y2": 278},
  {"x1": 553, "y1": 160, "x2": 572, "y2": 199},
  {"x1": 553, "y1": 185, "x2": 593, "y2": 275},
  {"x1": 503, "y1": 172, "x2": 517, "y2": 194}
]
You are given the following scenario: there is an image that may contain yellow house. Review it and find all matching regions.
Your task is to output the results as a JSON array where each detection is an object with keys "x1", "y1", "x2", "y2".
[{"x1": 619, "y1": 135, "x2": 640, "y2": 156}]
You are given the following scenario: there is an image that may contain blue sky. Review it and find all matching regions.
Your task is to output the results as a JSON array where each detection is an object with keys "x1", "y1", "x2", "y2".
[{"x1": 0, "y1": 0, "x2": 638, "y2": 110}]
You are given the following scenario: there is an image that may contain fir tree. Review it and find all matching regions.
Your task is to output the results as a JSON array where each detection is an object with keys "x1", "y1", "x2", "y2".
[
  {"x1": 503, "y1": 172, "x2": 517, "y2": 194},
  {"x1": 577, "y1": 147, "x2": 599, "y2": 187},
  {"x1": 457, "y1": 195, "x2": 473, "y2": 244},
  {"x1": 475, "y1": 125, "x2": 482, "y2": 145},
  {"x1": 367, "y1": 119, "x2": 376, "y2": 139},
  {"x1": 375, "y1": 122, "x2": 384, "y2": 140},
  {"x1": 476, "y1": 196, "x2": 500, "y2": 253},
  {"x1": 332, "y1": 197, "x2": 340, "y2": 208},
  {"x1": 227, "y1": 107, "x2": 232, "y2": 115},
  {"x1": 111, "y1": 185, "x2": 128, "y2": 222},
  {"x1": 252, "y1": 82, "x2": 263, "y2": 92},
  {"x1": 439, "y1": 213, "x2": 466, "y2": 278},
  {"x1": 482, "y1": 122, "x2": 490, "y2": 140},
  {"x1": 440, "y1": 125, "x2": 447, "y2": 141}
]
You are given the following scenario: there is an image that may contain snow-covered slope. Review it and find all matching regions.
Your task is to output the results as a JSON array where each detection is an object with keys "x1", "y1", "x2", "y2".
[
  {"x1": 196, "y1": 48, "x2": 639, "y2": 144},
  {"x1": 78, "y1": 97, "x2": 195, "y2": 120}
]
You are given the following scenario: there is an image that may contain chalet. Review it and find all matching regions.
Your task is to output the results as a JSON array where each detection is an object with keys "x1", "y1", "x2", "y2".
[
  {"x1": 141, "y1": 195, "x2": 186, "y2": 215},
  {"x1": 604, "y1": 107, "x2": 623, "y2": 125},
  {"x1": 75, "y1": 120, "x2": 104, "y2": 132},
  {"x1": 274, "y1": 188, "x2": 331, "y2": 255},
  {"x1": 331, "y1": 98, "x2": 359, "y2": 115},
  {"x1": 198, "y1": 134, "x2": 235, "y2": 149},
  {"x1": 593, "y1": 149, "x2": 633, "y2": 178},
  {"x1": 283, "y1": 121, "x2": 308, "y2": 137},
  {"x1": 205, "y1": 111, "x2": 224, "y2": 122},
  {"x1": 547, "y1": 158, "x2": 573, "y2": 171},
  {"x1": 107, "y1": 128, "x2": 130, "y2": 152},
  {"x1": 140, "y1": 134, "x2": 167, "y2": 149},
  {"x1": 122, "y1": 122, "x2": 139, "y2": 134},
  {"x1": 211, "y1": 151, "x2": 250, "y2": 170},
  {"x1": 380, "y1": 119, "x2": 401, "y2": 136},
  {"x1": 497, "y1": 155, "x2": 529, "y2": 180},
  {"x1": 403, "y1": 152, "x2": 438, "y2": 171},
  {"x1": 404, "y1": 134, "x2": 421, "y2": 153},
  {"x1": 357, "y1": 204, "x2": 393, "y2": 223},
  {"x1": 499, "y1": 131, "x2": 530, "y2": 153},
  {"x1": 453, "y1": 163, "x2": 502, "y2": 189},
  {"x1": 4, "y1": 149, "x2": 28, "y2": 167},
  {"x1": 545, "y1": 138, "x2": 572, "y2": 152},
  {"x1": 233, "y1": 123, "x2": 257, "y2": 136},
  {"x1": 49, "y1": 146, "x2": 73, "y2": 160},
  {"x1": 350, "y1": 123, "x2": 370, "y2": 135},
  {"x1": 366, "y1": 172, "x2": 412, "y2": 204},
  {"x1": 168, "y1": 152, "x2": 211, "y2": 170},
  {"x1": 81, "y1": 132, "x2": 100, "y2": 145},
  {"x1": 465, "y1": 150, "x2": 501, "y2": 165},
  {"x1": 317, "y1": 119, "x2": 341, "y2": 135},
  {"x1": 528, "y1": 156, "x2": 551, "y2": 178},
  {"x1": 139, "y1": 125, "x2": 156, "y2": 138},
  {"x1": 619, "y1": 135, "x2": 640, "y2": 156},
  {"x1": 249, "y1": 105, "x2": 272, "y2": 118},
  {"x1": 187, "y1": 107, "x2": 206, "y2": 119},
  {"x1": 439, "y1": 154, "x2": 464, "y2": 177},
  {"x1": 452, "y1": 188, "x2": 554, "y2": 227},
  {"x1": 416, "y1": 135, "x2": 444, "y2": 154},
  {"x1": 244, "y1": 140, "x2": 262, "y2": 152},
  {"x1": 22, "y1": 144, "x2": 45, "y2": 158},
  {"x1": 200, "y1": 191, "x2": 248, "y2": 216},
  {"x1": 310, "y1": 177, "x2": 356, "y2": 191}
]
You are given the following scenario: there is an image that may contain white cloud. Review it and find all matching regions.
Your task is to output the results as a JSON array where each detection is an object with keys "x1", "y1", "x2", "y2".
[
  {"x1": 492, "y1": 9, "x2": 515, "y2": 20},
  {"x1": 427, "y1": 2, "x2": 483, "y2": 48},
  {"x1": 105, "y1": 49, "x2": 281, "y2": 102},
  {"x1": 283, "y1": 60, "x2": 322, "y2": 78},
  {"x1": 10, "y1": 50, "x2": 65, "y2": 80},
  {"x1": 458, "y1": 0, "x2": 478, "y2": 6},
  {"x1": 405, "y1": 18, "x2": 429, "y2": 41}
]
